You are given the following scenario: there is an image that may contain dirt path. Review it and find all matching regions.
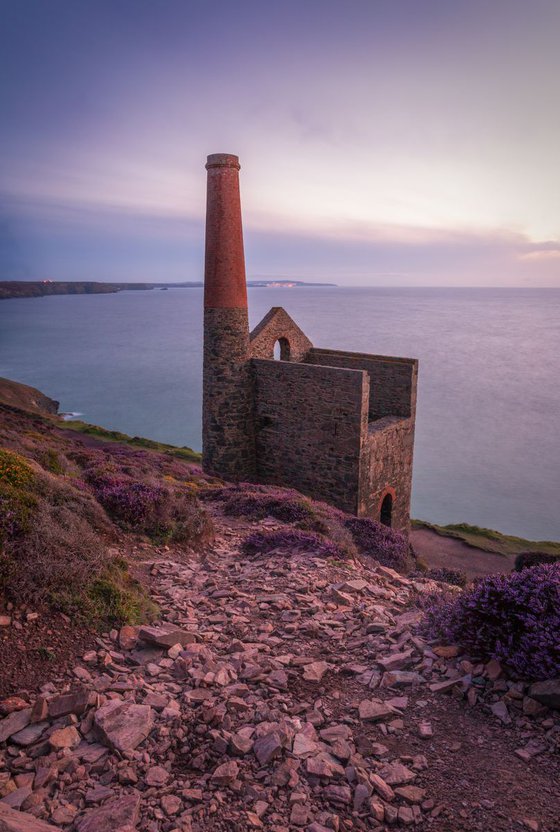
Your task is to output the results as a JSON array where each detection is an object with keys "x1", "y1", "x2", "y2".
[
  {"x1": 0, "y1": 511, "x2": 558, "y2": 831},
  {"x1": 410, "y1": 527, "x2": 515, "y2": 579}
]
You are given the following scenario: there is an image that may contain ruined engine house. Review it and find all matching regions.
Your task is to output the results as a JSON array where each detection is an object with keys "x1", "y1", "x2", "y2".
[{"x1": 202, "y1": 154, "x2": 418, "y2": 534}]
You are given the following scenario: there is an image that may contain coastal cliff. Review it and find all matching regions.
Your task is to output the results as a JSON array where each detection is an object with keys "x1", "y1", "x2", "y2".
[
  {"x1": 0, "y1": 280, "x2": 335, "y2": 300},
  {"x1": 0, "y1": 281, "x2": 151, "y2": 300},
  {"x1": 0, "y1": 377, "x2": 59, "y2": 415}
]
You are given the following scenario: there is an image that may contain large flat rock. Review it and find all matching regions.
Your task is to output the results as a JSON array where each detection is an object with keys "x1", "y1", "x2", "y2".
[
  {"x1": 0, "y1": 804, "x2": 60, "y2": 831},
  {"x1": 138, "y1": 625, "x2": 197, "y2": 648},
  {"x1": 93, "y1": 701, "x2": 153, "y2": 753},
  {"x1": 0, "y1": 710, "x2": 31, "y2": 743},
  {"x1": 75, "y1": 793, "x2": 141, "y2": 832}
]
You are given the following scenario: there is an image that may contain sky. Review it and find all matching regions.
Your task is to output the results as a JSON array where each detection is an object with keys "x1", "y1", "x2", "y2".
[{"x1": 1, "y1": 0, "x2": 559, "y2": 286}]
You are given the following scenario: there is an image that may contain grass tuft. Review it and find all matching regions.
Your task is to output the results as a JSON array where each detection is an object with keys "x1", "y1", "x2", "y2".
[
  {"x1": 412, "y1": 519, "x2": 560, "y2": 557},
  {"x1": 63, "y1": 420, "x2": 201, "y2": 461}
]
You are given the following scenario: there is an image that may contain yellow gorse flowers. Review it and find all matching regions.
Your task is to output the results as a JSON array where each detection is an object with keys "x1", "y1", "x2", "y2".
[{"x1": 0, "y1": 449, "x2": 34, "y2": 489}]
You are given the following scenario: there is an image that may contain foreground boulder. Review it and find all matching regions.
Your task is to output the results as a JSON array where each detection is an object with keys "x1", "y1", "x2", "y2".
[{"x1": 0, "y1": 804, "x2": 59, "y2": 831}]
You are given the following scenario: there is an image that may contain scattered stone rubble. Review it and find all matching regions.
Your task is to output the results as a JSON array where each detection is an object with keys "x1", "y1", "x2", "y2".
[{"x1": 0, "y1": 526, "x2": 559, "y2": 831}]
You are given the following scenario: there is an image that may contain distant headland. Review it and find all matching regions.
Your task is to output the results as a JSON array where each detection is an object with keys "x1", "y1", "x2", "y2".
[{"x1": 0, "y1": 279, "x2": 336, "y2": 300}]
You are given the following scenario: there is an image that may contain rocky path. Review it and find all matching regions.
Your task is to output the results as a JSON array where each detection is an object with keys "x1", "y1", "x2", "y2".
[{"x1": 0, "y1": 512, "x2": 559, "y2": 832}]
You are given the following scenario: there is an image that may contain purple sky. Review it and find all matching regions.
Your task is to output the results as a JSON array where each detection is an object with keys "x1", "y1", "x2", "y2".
[{"x1": 2, "y1": 0, "x2": 559, "y2": 285}]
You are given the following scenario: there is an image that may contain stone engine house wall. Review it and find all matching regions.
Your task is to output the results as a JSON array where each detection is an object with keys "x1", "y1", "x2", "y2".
[
  {"x1": 306, "y1": 348, "x2": 417, "y2": 420},
  {"x1": 252, "y1": 359, "x2": 368, "y2": 513},
  {"x1": 361, "y1": 417, "x2": 416, "y2": 534}
]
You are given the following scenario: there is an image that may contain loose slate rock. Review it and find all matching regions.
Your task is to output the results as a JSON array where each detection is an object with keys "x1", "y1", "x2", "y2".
[
  {"x1": 0, "y1": 805, "x2": 61, "y2": 831},
  {"x1": 94, "y1": 700, "x2": 153, "y2": 753},
  {"x1": 49, "y1": 725, "x2": 81, "y2": 750},
  {"x1": 48, "y1": 689, "x2": 91, "y2": 718},
  {"x1": 138, "y1": 624, "x2": 197, "y2": 648},
  {"x1": 377, "y1": 762, "x2": 416, "y2": 786},
  {"x1": 211, "y1": 760, "x2": 239, "y2": 785},
  {"x1": 303, "y1": 661, "x2": 329, "y2": 682},
  {"x1": 358, "y1": 699, "x2": 395, "y2": 722},
  {"x1": 144, "y1": 766, "x2": 169, "y2": 787},
  {"x1": 75, "y1": 792, "x2": 141, "y2": 832},
  {"x1": 0, "y1": 709, "x2": 31, "y2": 743},
  {"x1": 253, "y1": 732, "x2": 282, "y2": 766}
]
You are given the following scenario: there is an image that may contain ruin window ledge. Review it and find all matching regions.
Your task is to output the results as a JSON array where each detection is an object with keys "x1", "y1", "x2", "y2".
[{"x1": 367, "y1": 415, "x2": 408, "y2": 434}]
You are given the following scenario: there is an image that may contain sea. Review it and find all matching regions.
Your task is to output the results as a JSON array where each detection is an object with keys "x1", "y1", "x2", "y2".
[{"x1": 1, "y1": 286, "x2": 559, "y2": 541}]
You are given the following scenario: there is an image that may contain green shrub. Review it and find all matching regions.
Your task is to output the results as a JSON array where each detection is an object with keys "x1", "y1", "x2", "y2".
[
  {"x1": 40, "y1": 448, "x2": 66, "y2": 475},
  {"x1": 50, "y1": 559, "x2": 157, "y2": 626}
]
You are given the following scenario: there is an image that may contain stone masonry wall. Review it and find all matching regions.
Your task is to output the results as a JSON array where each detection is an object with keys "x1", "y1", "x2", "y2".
[
  {"x1": 249, "y1": 307, "x2": 313, "y2": 362},
  {"x1": 203, "y1": 308, "x2": 255, "y2": 480},
  {"x1": 252, "y1": 359, "x2": 368, "y2": 513},
  {"x1": 307, "y1": 348, "x2": 417, "y2": 420},
  {"x1": 358, "y1": 416, "x2": 416, "y2": 534}
]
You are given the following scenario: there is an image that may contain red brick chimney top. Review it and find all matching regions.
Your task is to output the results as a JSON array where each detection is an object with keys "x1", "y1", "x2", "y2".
[
  {"x1": 204, "y1": 153, "x2": 248, "y2": 310},
  {"x1": 206, "y1": 153, "x2": 240, "y2": 170}
]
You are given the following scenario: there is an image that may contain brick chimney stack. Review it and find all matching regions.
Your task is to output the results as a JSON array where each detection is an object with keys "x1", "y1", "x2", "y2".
[
  {"x1": 204, "y1": 154, "x2": 248, "y2": 310},
  {"x1": 202, "y1": 154, "x2": 255, "y2": 479}
]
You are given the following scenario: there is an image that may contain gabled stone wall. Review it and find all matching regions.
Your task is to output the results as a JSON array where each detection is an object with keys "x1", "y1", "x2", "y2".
[{"x1": 249, "y1": 307, "x2": 313, "y2": 362}]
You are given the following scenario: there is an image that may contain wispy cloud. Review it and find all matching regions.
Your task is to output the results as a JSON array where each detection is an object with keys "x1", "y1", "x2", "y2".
[
  {"x1": 3, "y1": 193, "x2": 558, "y2": 286},
  {"x1": 2, "y1": 0, "x2": 559, "y2": 284}
]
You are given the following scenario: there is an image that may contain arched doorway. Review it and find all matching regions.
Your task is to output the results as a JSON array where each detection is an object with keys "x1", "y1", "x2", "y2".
[
  {"x1": 273, "y1": 337, "x2": 290, "y2": 360},
  {"x1": 380, "y1": 492, "x2": 393, "y2": 527}
]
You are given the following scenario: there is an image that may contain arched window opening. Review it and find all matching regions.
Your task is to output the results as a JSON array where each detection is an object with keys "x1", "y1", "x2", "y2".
[
  {"x1": 273, "y1": 337, "x2": 290, "y2": 361},
  {"x1": 380, "y1": 493, "x2": 393, "y2": 527}
]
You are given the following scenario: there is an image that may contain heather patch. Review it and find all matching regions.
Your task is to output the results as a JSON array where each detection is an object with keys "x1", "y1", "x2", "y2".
[
  {"x1": 241, "y1": 528, "x2": 348, "y2": 560},
  {"x1": 0, "y1": 440, "x2": 156, "y2": 625},
  {"x1": 0, "y1": 408, "x2": 216, "y2": 625},
  {"x1": 87, "y1": 469, "x2": 213, "y2": 544},
  {"x1": 345, "y1": 516, "x2": 411, "y2": 571},
  {"x1": 208, "y1": 484, "x2": 316, "y2": 523},
  {"x1": 422, "y1": 564, "x2": 560, "y2": 680},
  {"x1": 297, "y1": 507, "x2": 357, "y2": 559},
  {"x1": 425, "y1": 567, "x2": 468, "y2": 587},
  {"x1": 62, "y1": 419, "x2": 201, "y2": 462},
  {"x1": 206, "y1": 484, "x2": 357, "y2": 559},
  {"x1": 90, "y1": 474, "x2": 166, "y2": 530},
  {"x1": 0, "y1": 468, "x2": 114, "y2": 607},
  {"x1": 514, "y1": 551, "x2": 560, "y2": 571}
]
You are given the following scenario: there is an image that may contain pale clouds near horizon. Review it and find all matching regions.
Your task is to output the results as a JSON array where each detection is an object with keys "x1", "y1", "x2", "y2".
[{"x1": 2, "y1": 0, "x2": 559, "y2": 285}]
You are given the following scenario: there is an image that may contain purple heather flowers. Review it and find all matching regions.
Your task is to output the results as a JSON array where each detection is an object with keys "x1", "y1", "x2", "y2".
[
  {"x1": 344, "y1": 516, "x2": 410, "y2": 571},
  {"x1": 422, "y1": 563, "x2": 560, "y2": 680}
]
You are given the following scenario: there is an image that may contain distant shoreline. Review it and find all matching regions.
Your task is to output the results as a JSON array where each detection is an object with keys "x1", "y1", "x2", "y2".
[{"x1": 0, "y1": 279, "x2": 336, "y2": 300}]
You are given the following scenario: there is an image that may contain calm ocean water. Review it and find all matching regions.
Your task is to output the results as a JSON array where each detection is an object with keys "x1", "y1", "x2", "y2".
[{"x1": 1, "y1": 287, "x2": 559, "y2": 540}]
